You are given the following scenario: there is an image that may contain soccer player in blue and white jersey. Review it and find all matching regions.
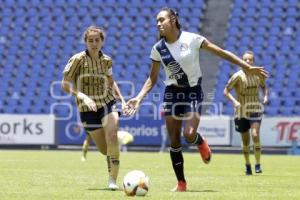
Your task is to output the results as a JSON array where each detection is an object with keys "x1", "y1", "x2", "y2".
[{"x1": 125, "y1": 7, "x2": 268, "y2": 192}]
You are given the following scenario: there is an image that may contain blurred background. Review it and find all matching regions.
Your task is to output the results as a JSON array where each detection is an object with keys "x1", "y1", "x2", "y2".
[{"x1": 0, "y1": 0, "x2": 299, "y2": 153}]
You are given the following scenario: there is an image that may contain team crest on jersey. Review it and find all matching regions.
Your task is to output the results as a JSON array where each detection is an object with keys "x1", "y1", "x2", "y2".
[{"x1": 180, "y1": 43, "x2": 188, "y2": 51}]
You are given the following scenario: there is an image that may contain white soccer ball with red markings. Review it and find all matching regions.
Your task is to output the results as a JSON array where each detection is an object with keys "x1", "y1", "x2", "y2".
[{"x1": 123, "y1": 170, "x2": 150, "y2": 196}]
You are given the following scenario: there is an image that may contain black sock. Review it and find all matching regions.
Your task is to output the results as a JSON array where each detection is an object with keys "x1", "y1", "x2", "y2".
[
  {"x1": 192, "y1": 133, "x2": 203, "y2": 145},
  {"x1": 170, "y1": 147, "x2": 185, "y2": 182}
]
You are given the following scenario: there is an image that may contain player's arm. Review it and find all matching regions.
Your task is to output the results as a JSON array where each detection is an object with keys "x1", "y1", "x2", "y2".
[
  {"x1": 61, "y1": 55, "x2": 83, "y2": 97},
  {"x1": 61, "y1": 75, "x2": 78, "y2": 96},
  {"x1": 61, "y1": 75, "x2": 97, "y2": 112},
  {"x1": 125, "y1": 60, "x2": 160, "y2": 115},
  {"x1": 261, "y1": 83, "x2": 269, "y2": 105},
  {"x1": 201, "y1": 39, "x2": 268, "y2": 78},
  {"x1": 136, "y1": 60, "x2": 160, "y2": 101},
  {"x1": 223, "y1": 74, "x2": 241, "y2": 108},
  {"x1": 223, "y1": 87, "x2": 240, "y2": 108},
  {"x1": 109, "y1": 76, "x2": 126, "y2": 105}
]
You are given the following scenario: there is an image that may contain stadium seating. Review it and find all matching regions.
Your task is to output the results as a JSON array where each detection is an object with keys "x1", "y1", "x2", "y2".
[
  {"x1": 214, "y1": 0, "x2": 300, "y2": 116},
  {"x1": 1, "y1": 0, "x2": 299, "y2": 117},
  {"x1": 0, "y1": 0, "x2": 206, "y2": 116}
]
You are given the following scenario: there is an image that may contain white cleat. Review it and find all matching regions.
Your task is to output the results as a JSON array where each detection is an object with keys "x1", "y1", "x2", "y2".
[
  {"x1": 108, "y1": 178, "x2": 119, "y2": 190},
  {"x1": 117, "y1": 131, "x2": 134, "y2": 145},
  {"x1": 81, "y1": 156, "x2": 87, "y2": 162}
]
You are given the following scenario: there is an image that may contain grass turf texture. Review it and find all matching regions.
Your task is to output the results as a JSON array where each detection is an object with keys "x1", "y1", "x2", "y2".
[{"x1": 0, "y1": 150, "x2": 299, "y2": 200}]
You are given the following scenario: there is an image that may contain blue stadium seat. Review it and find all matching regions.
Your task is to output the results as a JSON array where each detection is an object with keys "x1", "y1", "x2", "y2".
[
  {"x1": 287, "y1": 7, "x2": 297, "y2": 17},
  {"x1": 259, "y1": 7, "x2": 271, "y2": 18},
  {"x1": 10, "y1": 1, "x2": 280, "y2": 117},
  {"x1": 216, "y1": 0, "x2": 300, "y2": 116}
]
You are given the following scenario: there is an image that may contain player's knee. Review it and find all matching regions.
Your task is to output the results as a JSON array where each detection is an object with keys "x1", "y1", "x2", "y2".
[
  {"x1": 252, "y1": 129, "x2": 259, "y2": 138},
  {"x1": 183, "y1": 129, "x2": 196, "y2": 141}
]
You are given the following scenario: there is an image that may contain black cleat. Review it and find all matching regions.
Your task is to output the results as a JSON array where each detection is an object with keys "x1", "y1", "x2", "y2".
[
  {"x1": 245, "y1": 164, "x2": 252, "y2": 175},
  {"x1": 255, "y1": 164, "x2": 262, "y2": 173}
]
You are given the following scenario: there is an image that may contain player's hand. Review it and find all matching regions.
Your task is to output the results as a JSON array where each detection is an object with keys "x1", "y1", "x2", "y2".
[
  {"x1": 77, "y1": 92, "x2": 97, "y2": 112},
  {"x1": 124, "y1": 97, "x2": 141, "y2": 116},
  {"x1": 246, "y1": 66, "x2": 269, "y2": 79},
  {"x1": 263, "y1": 96, "x2": 268, "y2": 105}
]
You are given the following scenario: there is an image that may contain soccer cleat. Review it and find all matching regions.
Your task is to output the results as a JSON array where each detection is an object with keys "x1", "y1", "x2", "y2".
[
  {"x1": 197, "y1": 137, "x2": 212, "y2": 164},
  {"x1": 81, "y1": 156, "x2": 87, "y2": 162},
  {"x1": 117, "y1": 131, "x2": 134, "y2": 145},
  {"x1": 108, "y1": 178, "x2": 119, "y2": 190},
  {"x1": 245, "y1": 164, "x2": 252, "y2": 175},
  {"x1": 255, "y1": 164, "x2": 262, "y2": 173},
  {"x1": 171, "y1": 181, "x2": 187, "y2": 192}
]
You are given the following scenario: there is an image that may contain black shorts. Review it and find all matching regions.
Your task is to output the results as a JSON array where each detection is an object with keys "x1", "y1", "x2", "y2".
[
  {"x1": 163, "y1": 84, "x2": 204, "y2": 117},
  {"x1": 234, "y1": 113, "x2": 262, "y2": 133},
  {"x1": 80, "y1": 100, "x2": 119, "y2": 132}
]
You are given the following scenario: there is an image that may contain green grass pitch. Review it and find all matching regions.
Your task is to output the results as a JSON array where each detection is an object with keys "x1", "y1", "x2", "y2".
[{"x1": 0, "y1": 150, "x2": 299, "y2": 200}]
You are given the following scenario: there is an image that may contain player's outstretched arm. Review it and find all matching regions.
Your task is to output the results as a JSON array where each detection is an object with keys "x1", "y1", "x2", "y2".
[
  {"x1": 124, "y1": 60, "x2": 160, "y2": 116},
  {"x1": 201, "y1": 39, "x2": 269, "y2": 79},
  {"x1": 109, "y1": 76, "x2": 126, "y2": 110}
]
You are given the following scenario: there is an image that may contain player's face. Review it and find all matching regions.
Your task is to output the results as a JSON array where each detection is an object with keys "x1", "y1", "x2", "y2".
[
  {"x1": 242, "y1": 53, "x2": 254, "y2": 65},
  {"x1": 156, "y1": 10, "x2": 174, "y2": 36},
  {"x1": 86, "y1": 31, "x2": 103, "y2": 54}
]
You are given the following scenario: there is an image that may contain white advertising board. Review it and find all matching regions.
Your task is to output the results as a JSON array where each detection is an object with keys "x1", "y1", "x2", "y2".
[
  {"x1": 260, "y1": 117, "x2": 300, "y2": 147},
  {"x1": 197, "y1": 116, "x2": 231, "y2": 145},
  {"x1": 231, "y1": 117, "x2": 300, "y2": 147},
  {"x1": 0, "y1": 114, "x2": 55, "y2": 145}
]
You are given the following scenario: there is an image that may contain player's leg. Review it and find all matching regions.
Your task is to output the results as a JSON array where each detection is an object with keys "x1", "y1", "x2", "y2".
[
  {"x1": 80, "y1": 110, "x2": 113, "y2": 185},
  {"x1": 183, "y1": 84, "x2": 211, "y2": 164},
  {"x1": 88, "y1": 128, "x2": 115, "y2": 185},
  {"x1": 80, "y1": 111, "x2": 107, "y2": 156},
  {"x1": 81, "y1": 134, "x2": 92, "y2": 161},
  {"x1": 251, "y1": 122, "x2": 262, "y2": 173},
  {"x1": 88, "y1": 129, "x2": 107, "y2": 155},
  {"x1": 240, "y1": 130, "x2": 252, "y2": 175},
  {"x1": 183, "y1": 112, "x2": 211, "y2": 164},
  {"x1": 89, "y1": 128, "x2": 112, "y2": 177},
  {"x1": 102, "y1": 111, "x2": 120, "y2": 190},
  {"x1": 165, "y1": 116, "x2": 187, "y2": 192},
  {"x1": 235, "y1": 118, "x2": 252, "y2": 175}
]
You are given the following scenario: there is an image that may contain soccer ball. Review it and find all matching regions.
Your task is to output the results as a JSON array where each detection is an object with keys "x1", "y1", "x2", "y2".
[{"x1": 123, "y1": 170, "x2": 150, "y2": 196}]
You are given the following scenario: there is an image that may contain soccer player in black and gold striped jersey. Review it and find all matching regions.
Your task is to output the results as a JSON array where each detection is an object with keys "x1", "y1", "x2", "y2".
[
  {"x1": 224, "y1": 51, "x2": 268, "y2": 175},
  {"x1": 61, "y1": 26, "x2": 125, "y2": 190}
]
